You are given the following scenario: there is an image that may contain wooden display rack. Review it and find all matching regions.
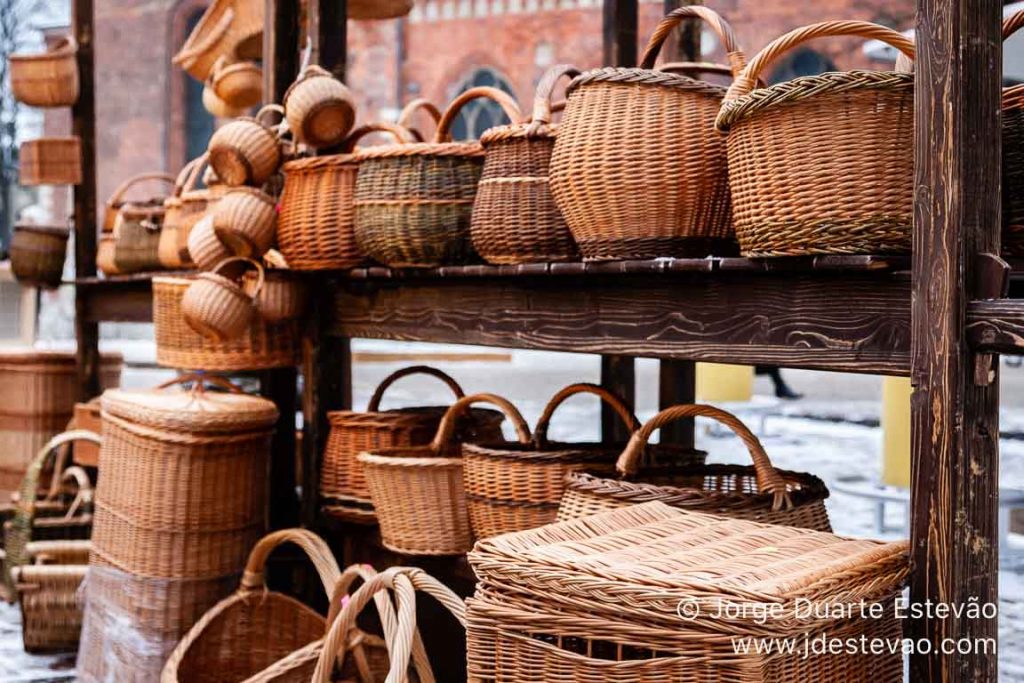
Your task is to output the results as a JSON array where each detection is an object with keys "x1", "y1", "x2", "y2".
[{"x1": 66, "y1": 0, "x2": 1019, "y2": 680}]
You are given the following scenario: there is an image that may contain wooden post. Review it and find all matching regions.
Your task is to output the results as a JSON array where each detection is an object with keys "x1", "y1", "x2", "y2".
[
  {"x1": 263, "y1": 0, "x2": 301, "y2": 103},
  {"x1": 262, "y1": 368, "x2": 299, "y2": 529},
  {"x1": 660, "y1": 0, "x2": 703, "y2": 64},
  {"x1": 603, "y1": 0, "x2": 638, "y2": 68},
  {"x1": 600, "y1": 355, "x2": 635, "y2": 442},
  {"x1": 911, "y1": 1, "x2": 1001, "y2": 680}
]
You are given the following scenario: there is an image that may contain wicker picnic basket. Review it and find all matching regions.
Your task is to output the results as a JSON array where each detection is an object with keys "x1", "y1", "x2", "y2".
[
  {"x1": 397, "y1": 97, "x2": 441, "y2": 142},
  {"x1": 1003, "y1": 12, "x2": 1024, "y2": 255},
  {"x1": 468, "y1": 502, "x2": 909, "y2": 683},
  {"x1": 12, "y1": 537, "x2": 91, "y2": 653},
  {"x1": 464, "y1": 383, "x2": 706, "y2": 540},
  {"x1": 212, "y1": 56, "x2": 263, "y2": 110},
  {"x1": 715, "y1": 21, "x2": 916, "y2": 257},
  {"x1": 472, "y1": 64, "x2": 581, "y2": 265},
  {"x1": 182, "y1": 257, "x2": 262, "y2": 340},
  {"x1": 103, "y1": 171, "x2": 176, "y2": 233},
  {"x1": 173, "y1": 0, "x2": 264, "y2": 82},
  {"x1": 212, "y1": 185, "x2": 277, "y2": 257},
  {"x1": 549, "y1": 7, "x2": 744, "y2": 260},
  {"x1": 10, "y1": 224, "x2": 69, "y2": 289},
  {"x1": 284, "y1": 65, "x2": 356, "y2": 148},
  {"x1": 321, "y1": 366, "x2": 507, "y2": 523},
  {"x1": 354, "y1": 86, "x2": 523, "y2": 267},
  {"x1": 350, "y1": 0, "x2": 414, "y2": 20},
  {"x1": 10, "y1": 36, "x2": 79, "y2": 107},
  {"x1": 278, "y1": 123, "x2": 412, "y2": 270},
  {"x1": 359, "y1": 393, "x2": 530, "y2": 555},
  {"x1": 208, "y1": 104, "x2": 284, "y2": 187},
  {"x1": 558, "y1": 404, "x2": 831, "y2": 531},
  {"x1": 19, "y1": 137, "x2": 82, "y2": 185}
]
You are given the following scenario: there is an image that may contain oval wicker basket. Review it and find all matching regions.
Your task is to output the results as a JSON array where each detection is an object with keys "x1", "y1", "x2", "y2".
[
  {"x1": 472, "y1": 64, "x2": 581, "y2": 265},
  {"x1": 173, "y1": 0, "x2": 264, "y2": 82},
  {"x1": 549, "y1": 6, "x2": 745, "y2": 260},
  {"x1": 208, "y1": 104, "x2": 283, "y2": 187},
  {"x1": 182, "y1": 257, "x2": 262, "y2": 341},
  {"x1": 19, "y1": 137, "x2": 82, "y2": 186},
  {"x1": 358, "y1": 393, "x2": 530, "y2": 555},
  {"x1": 558, "y1": 404, "x2": 832, "y2": 531},
  {"x1": 715, "y1": 21, "x2": 915, "y2": 257},
  {"x1": 1003, "y1": 12, "x2": 1024, "y2": 256},
  {"x1": 10, "y1": 36, "x2": 79, "y2": 107},
  {"x1": 283, "y1": 65, "x2": 356, "y2": 149},
  {"x1": 10, "y1": 225, "x2": 69, "y2": 290},
  {"x1": 278, "y1": 122, "x2": 412, "y2": 270},
  {"x1": 212, "y1": 185, "x2": 277, "y2": 257},
  {"x1": 212, "y1": 57, "x2": 263, "y2": 110},
  {"x1": 321, "y1": 365, "x2": 507, "y2": 523},
  {"x1": 354, "y1": 87, "x2": 523, "y2": 267}
]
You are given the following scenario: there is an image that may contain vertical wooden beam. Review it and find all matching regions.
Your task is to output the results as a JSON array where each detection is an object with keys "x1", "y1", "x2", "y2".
[
  {"x1": 72, "y1": 0, "x2": 100, "y2": 401},
  {"x1": 911, "y1": 1, "x2": 1001, "y2": 680},
  {"x1": 264, "y1": 0, "x2": 301, "y2": 103},
  {"x1": 603, "y1": 0, "x2": 638, "y2": 68},
  {"x1": 660, "y1": 0, "x2": 703, "y2": 64},
  {"x1": 319, "y1": 0, "x2": 347, "y2": 80},
  {"x1": 659, "y1": 359, "x2": 695, "y2": 448},
  {"x1": 262, "y1": 367, "x2": 299, "y2": 529},
  {"x1": 601, "y1": 355, "x2": 635, "y2": 442}
]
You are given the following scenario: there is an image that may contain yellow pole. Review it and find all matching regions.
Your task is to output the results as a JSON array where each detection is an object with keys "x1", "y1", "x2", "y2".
[
  {"x1": 881, "y1": 376, "x2": 912, "y2": 488},
  {"x1": 696, "y1": 363, "x2": 753, "y2": 403}
]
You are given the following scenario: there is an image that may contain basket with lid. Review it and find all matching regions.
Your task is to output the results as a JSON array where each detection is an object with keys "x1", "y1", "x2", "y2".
[
  {"x1": 19, "y1": 137, "x2": 82, "y2": 186},
  {"x1": 471, "y1": 64, "x2": 581, "y2": 265},
  {"x1": 549, "y1": 6, "x2": 745, "y2": 260},
  {"x1": 321, "y1": 365, "x2": 507, "y2": 523},
  {"x1": 354, "y1": 87, "x2": 523, "y2": 267},
  {"x1": 558, "y1": 403, "x2": 831, "y2": 531},
  {"x1": 110, "y1": 172, "x2": 177, "y2": 273},
  {"x1": 10, "y1": 36, "x2": 79, "y2": 107},
  {"x1": 10, "y1": 224, "x2": 69, "y2": 289},
  {"x1": 715, "y1": 21, "x2": 915, "y2": 257}
]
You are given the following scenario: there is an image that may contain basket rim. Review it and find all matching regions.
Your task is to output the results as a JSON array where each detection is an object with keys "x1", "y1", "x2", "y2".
[
  {"x1": 0, "y1": 348, "x2": 122, "y2": 367},
  {"x1": 567, "y1": 66, "x2": 728, "y2": 99},
  {"x1": 328, "y1": 405, "x2": 503, "y2": 423},
  {"x1": 479, "y1": 122, "x2": 557, "y2": 145},
  {"x1": 282, "y1": 153, "x2": 361, "y2": 172},
  {"x1": 357, "y1": 446, "x2": 462, "y2": 467},
  {"x1": 462, "y1": 441, "x2": 702, "y2": 464},
  {"x1": 13, "y1": 224, "x2": 71, "y2": 237},
  {"x1": 353, "y1": 140, "x2": 483, "y2": 160}
]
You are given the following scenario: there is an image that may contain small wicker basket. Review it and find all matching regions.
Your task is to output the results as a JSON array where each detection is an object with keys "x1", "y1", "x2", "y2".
[
  {"x1": 244, "y1": 251, "x2": 309, "y2": 323},
  {"x1": 212, "y1": 185, "x2": 277, "y2": 257},
  {"x1": 397, "y1": 98, "x2": 441, "y2": 142},
  {"x1": 10, "y1": 36, "x2": 79, "y2": 107},
  {"x1": 19, "y1": 137, "x2": 82, "y2": 186},
  {"x1": 212, "y1": 56, "x2": 263, "y2": 110},
  {"x1": 160, "y1": 156, "x2": 207, "y2": 268},
  {"x1": 283, "y1": 65, "x2": 357, "y2": 149},
  {"x1": 208, "y1": 104, "x2": 283, "y2": 187},
  {"x1": 96, "y1": 235, "x2": 119, "y2": 275},
  {"x1": 182, "y1": 257, "x2": 262, "y2": 341},
  {"x1": 103, "y1": 171, "x2": 175, "y2": 233},
  {"x1": 10, "y1": 224, "x2": 69, "y2": 290},
  {"x1": 12, "y1": 538, "x2": 91, "y2": 653},
  {"x1": 173, "y1": 0, "x2": 264, "y2": 81},
  {"x1": 187, "y1": 214, "x2": 233, "y2": 271},
  {"x1": 203, "y1": 83, "x2": 249, "y2": 118}
]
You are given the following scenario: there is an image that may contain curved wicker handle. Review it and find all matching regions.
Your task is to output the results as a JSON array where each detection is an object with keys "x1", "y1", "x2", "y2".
[
  {"x1": 171, "y1": 155, "x2": 204, "y2": 198},
  {"x1": 60, "y1": 466, "x2": 93, "y2": 521},
  {"x1": 526, "y1": 64, "x2": 581, "y2": 136},
  {"x1": 240, "y1": 528, "x2": 342, "y2": 596},
  {"x1": 430, "y1": 393, "x2": 531, "y2": 453},
  {"x1": 107, "y1": 172, "x2": 176, "y2": 206},
  {"x1": 341, "y1": 122, "x2": 415, "y2": 152},
  {"x1": 173, "y1": 7, "x2": 235, "y2": 64},
  {"x1": 255, "y1": 103, "x2": 286, "y2": 127},
  {"x1": 1006, "y1": 11, "x2": 1024, "y2": 40},
  {"x1": 435, "y1": 87, "x2": 523, "y2": 143},
  {"x1": 212, "y1": 256, "x2": 265, "y2": 296},
  {"x1": 366, "y1": 365, "x2": 465, "y2": 412},
  {"x1": 398, "y1": 98, "x2": 442, "y2": 142},
  {"x1": 640, "y1": 6, "x2": 745, "y2": 77},
  {"x1": 725, "y1": 21, "x2": 916, "y2": 102},
  {"x1": 615, "y1": 404, "x2": 792, "y2": 510},
  {"x1": 181, "y1": 153, "x2": 210, "y2": 193},
  {"x1": 156, "y1": 372, "x2": 246, "y2": 395},
  {"x1": 21, "y1": 430, "x2": 100, "y2": 515},
  {"x1": 533, "y1": 383, "x2": 639, "y2": 447}
]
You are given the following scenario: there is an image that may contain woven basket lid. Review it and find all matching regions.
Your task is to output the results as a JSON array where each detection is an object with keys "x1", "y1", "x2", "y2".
[
  {"x1": 101, "y1": 385, "x2": 279, "y2": 434},
  {"x1": 0, "y1": 348, "x2": 123, "y2": 370}
]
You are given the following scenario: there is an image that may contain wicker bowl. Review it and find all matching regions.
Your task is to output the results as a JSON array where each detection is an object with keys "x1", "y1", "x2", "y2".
[
  {"x1": 10, "y1": 225, "x2": 69, "y2": 290},
  {"x1": 207, "y1": 105, "x2": 283, "y2": 187},
  {"x1": 181, "y1": 257, "x2": 262, "y2": 341},
  {"x1": 212, "y1": 58, "x2": 263, "y2": 110},
  {"x1": 212, "y1": 186, "x2": 277, "y2": 258},
  {"x1": 10, "y1": 36, "x2": 79, "y2": 107},
  {"x1": 203, "y1": 84, "x2": 249, "y2": 118},
  {"x1": 284, "y1": 65, "x2": 356, "y2": 149}
]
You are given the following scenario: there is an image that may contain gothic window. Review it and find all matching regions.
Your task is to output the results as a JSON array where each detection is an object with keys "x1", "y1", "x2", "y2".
[
  {"x1": 448, "y1": 68, "x2": 516, "y2": 141},
  {"x1": 184, "y1": 8, "x2": 214, "y2": 163}
]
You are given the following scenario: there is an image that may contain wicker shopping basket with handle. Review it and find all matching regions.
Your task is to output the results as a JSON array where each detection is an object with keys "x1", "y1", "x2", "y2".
[
  {"x1": 321, "y1": 365, "x2": 507, "y2": 523},
  {"x1": 716, "y1": 21, "x2": 915, "y2": 257},
  {"x1": 549, "y1": 6, "x2": 745, "y2": 260},
  {"x1": 559, "y1": 404, "x2": 831, "y2": 531}
]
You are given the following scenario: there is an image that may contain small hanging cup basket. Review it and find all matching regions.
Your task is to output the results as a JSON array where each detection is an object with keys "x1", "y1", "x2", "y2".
[
  {"x1": 211, "y1": 56, "x2": 263, "y2": 110},
  {"x1": 181, "y1": 257, "x2": 263, "y2": 341},
  {"x1": 245, "y1": 250, "x2": 309, "y2": 323},
  {"x1": 212, "y1": 185, "x2": 277, "y2": 258},
  {"x1": 283, "y1": 65, "x2": 357, "y2": 149},
  {"x1": 207, "y1": 104, "x2": 284, "y2": 187}
]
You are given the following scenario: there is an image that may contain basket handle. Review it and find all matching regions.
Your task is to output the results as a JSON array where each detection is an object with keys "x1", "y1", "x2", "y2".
[
  {"x1": 615, "y1": 404, "x2": 793, "y2": 511},
  {"x1": 397, "y1": 98, "x2": 442, "y2": 142},
  {"x1": 156, "y1": 371, "x2": 247, "y2": 395},
  {"x1": 212, "y1": 256, "x2": 265, "y2": 297},
  {"x1": 533, "y1": 383, "x2": 639, "y2": 447},
  {"x1": 171, "y1": 156, "x2": 204, "y2": 198},
  {"x1": 525, "y1": 64, "x2": 581, "y2": 136},
  {"x1": 107, "y1": 172, "x2": 177, "y2": 206},
  {"x1": 239, "y1": 528, "x2": 342, "y2": 597},
  {"x1": 1006, "y1": 11, "x2": 1024, "y2": 40},
  {"x1": 341, "y1": 122, "x2": 416, "y2": 152},
  {"x1": 640, "y1": 6, "x2": 745, "y2": 77},
  {"x1": 173, "y1": 7, "x2": 235, "y2": 64},
  {"x1": 725, "y1": 21, "x2": 916, "y2": 103},
  {"x1": 60, "y1": 466, "x2": 93, "y2": 521},
  {"x1": 429, "y1": 393, "x2": 531, "y2": 454},
  {"x1": 255, "y1": 103, "x2": 286, "y2": 127},
  {"x1": 366, "y1": 365, "x2": 465, "y2": 412},
  {"x1": 181, "y1": 153, "x2": 210, "y2": 193},
  {"x1": 435, "y1": 87, "x2": 524, "y2": 143},
  {"x1": 19, "y1": 430, "x2": 100, "y2": 518}
]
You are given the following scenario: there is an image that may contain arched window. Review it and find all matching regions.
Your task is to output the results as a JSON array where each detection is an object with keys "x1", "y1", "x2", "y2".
[
  {"x1": 448, "y1": 68, "x2": 516, "y2": 141},
  {"x1": 768, "y1": 49, "x2": 837, "y2": 84},
  {"x1": 183, "y1": 8, "x2": 214, "y2": 163}
]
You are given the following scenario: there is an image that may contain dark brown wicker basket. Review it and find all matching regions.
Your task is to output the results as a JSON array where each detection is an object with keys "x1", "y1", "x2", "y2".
[{"x1": 10, "y1": 225, "x2": 69, "y2": 289}]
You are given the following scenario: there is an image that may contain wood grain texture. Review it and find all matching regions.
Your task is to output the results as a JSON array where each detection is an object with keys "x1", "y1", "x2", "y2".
[
  {"x1": 659, "y1": 359, "x2": 696, "y2": 447},
  {"x1": 968, "y1": 299, "x2": 1024, "y2": 353},
  {"x1": 601, "y1": 355, "x2": 636, "y2": 442},
  {"x1": 911, "y1": 1, "x2": 1002, "y2": 680}
]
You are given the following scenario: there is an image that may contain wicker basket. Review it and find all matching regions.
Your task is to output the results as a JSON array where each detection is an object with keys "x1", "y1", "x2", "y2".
[
  {"x1": 354, "y1": 86, "x2": 523, "y2": 267},
  {"x1": 359, "y1": 393, "x2": 530, "y2": 555},
  {"x1": 19, "y1": 137, "x2": 82, "y2": 186},
  {"x1": 212, "y1": 185, "x2": 277, "y2": 257},
  {"x1": 468, "y1": 502, "x2": 908, "y2": 683},
  {"x1": 203, "y1": 82, "x2": 250, "y2": 118},
  {"x1": 104, "y1": 171, "x2": 176, "y2": 234},
  {"x1": 350, "y1": 0, "x2": 414, "y2": 20},
  {"x1": 10, "y1": 224, "x2": 69, "y2": 289},
  {"x1": 558, "y1": 404, "x2": 831, "y2": 531},
  {"x1": 12, "y1": 538, "x2": 91, "y2": 653},
  {"x1": 472, "y1": 64, "x2": 581, "y2": 265},
  {"x1": 173, "y1": 0, "x2": 264, "y2": 81},
  {"x1": 245, "y1": 251, "x2": 309, "y2": 323},
  {"x1": 72, "y1": 400, "x2": 102, "y2": 467},
  {"x1": 715, "y1": 21, "x2": 916, "y2": 257},
  {"x1": 284, "y1": 65, "x2": 357, "y2": 149},
  {"x1": 320, "y1": 365, "x2": 507, "y2": 523},
  {"x1": 10, "y1": 36, "x2": 79, "y2": 107},
  {"x1": 549, "y1": 7, "x2": 745, "y2": 260},
  {"x1": 96, "y1": 235, "x2": 119, "y2": 275},
  {"x1": 208, "y1": 104, "x2": 283, "y2": 187},
  {"x1": 182, "y1": 257, "x2": 262, "y2": 341},
  {"x1": 153, "y1": 276, "x2": 300, "y2": 370},
  {"x1": 397, "y1": 97, "x2": 441, "y2": 142},
  {"x1": 160, "y1": 157, "x2": 207, "y2": 269},
  {"x1": 278, "y1": 123, "x2": 412, "y2": 270},
  {"x1": 187, "y1": 214, "x2": 233, "y2": 270},
  {"x1": 212, "y1": 56, "x2": 263, "y2": 110},
  {"x1": 1003, "y1": 12, "x2": 1024, "y2": 256}
]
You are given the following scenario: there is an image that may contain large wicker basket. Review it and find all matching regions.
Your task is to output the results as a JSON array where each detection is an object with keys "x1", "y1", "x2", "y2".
[
  {"x1": 359, "y1": 393, "x2": 530, "y2": 555},
  {"x1": 354, "y1": 86, "x2": 523, "y2": 267},
  {"x1": 173, "y1": 0, "x2": 264, "y2": 81},
  {"x1": 19, "y1": 137, "x2": 82, "y2": 186},
  {"x1": 715, "y1": 21, "x2": 915, "y2": 257},
  {"x1": 549, "y1": 6, "x2": 745, "y2": 260},
  {"x1": 10, "y1": 224, "x2": 69, "y2": 289},
  {"x1": 558, "y1": 404, "x2": 831, "y2": 531},
  {"x1": 10, "y1": 36, "x2": 79, "y2": 107},
  {"x1": 321, "y1": 365, "x2": 507, "y2": 523}
]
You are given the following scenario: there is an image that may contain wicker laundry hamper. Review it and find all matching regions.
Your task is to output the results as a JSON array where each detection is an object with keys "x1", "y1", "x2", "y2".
[
  {"x1": 471, "y1": 64, "x2": 581, "y2": 265},
  {"x1": 715, "y1": 21, "x2": 916, "y2": 256},
  {"x1": 558, "y1": 404, "x2": 831, "y2": 531},
  {"x1": 173, "y1": 0, "x2": 264, "y2": 81},
  {"x1": 468, "y1": 502, "x2": 909, "y2": 683},
  {"x1": 549, "y1": 6, "x2": 745, "y2": 260},
  {"x1": 10, "y1": 35, "x2": 79, "y2": 107},
  {"x1": 1003, "y1": 11, "x2": 1024, "y2": 256},
  {"x1": 12, "y1": 538, "x2": 91, "y2": 653},
  {"x1": 359, "y1": 393, "x2": 530, "y2": 555},
  {"x1": 354, "y1": 86, "x2": 523, "y2": 267},
  {"x1": 10, "y1": 224, "x2": 69, "y2": 289},
  {"x1": 19, "y1": 137, "x2": 82, "y2": 185}
]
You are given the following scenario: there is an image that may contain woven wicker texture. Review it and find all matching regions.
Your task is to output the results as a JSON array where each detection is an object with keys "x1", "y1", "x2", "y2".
[
  {"x1": 558, "y1": 404, "x2": 831, "y2": 531},
  {"x1": 549, "y1": 7, "x2": 744, "y2": 261},
  {"x1": 173, "y1": 0, "x2": 264, "y2": 82},
  {"x1": 104, "y1": 171, "x2": 176, "y2": 233},
  {"x1": 10, "y1": 36, "x2": 78, "y2": 107},
  {"x1": 321, "y1": 366, "x2": 507, "y2": 523},
  {"x1": 472, "y1": 64, "x2": 581, "y2": 265},
  {"x1": 716, "y1": 21, "x2": 915, "y2": 257},
  {"x1": 182, "y1": 257, "x2": 262, "y2": 341},
  {"x1": 212, "y1": 185, "x2": 277, "y2": 257},
  {"x1": 468, "y1": 502, "x2": 908, "y2": 683},
  {"x1": 96, "y1": 235, "x2": 119, "y2": 275},
  {"x1": 160, "y1": 156, "x2": 208, "y2": 268},
  {"x1": 13, "y1": 538, "x2": 91, "y2": 653},
  {"x1": 10, "y1": 224, "x2": 69, "y2": 289},
  {"x1": 154, "y1": 276, "x2": 300, "y2": 370},
  {"x1": 1003, "y1": 14, "x2": 1024, "y2": 256},
  {"x1": 284, "y1": 65, "x2": 357, "y2": 148},
  {"x1": 19, "y1": 137, "x2": 82, "y2": 186},
  {"x1": 212, "y1": 57, "x2": 263, "y2": 109},
  {"x1": 207, "y1": 105, "x2": 283, "y2": 187},
  {"x1": 359, "y1": 393, "x2": 530, "y2": 555},
  {"x1": 354, "y1": 86, "x2": 523, "y2": 267},
  {"x1": 247, "y1": 269, "x2": 308, "y2": 323},
  {"x1": 278, "y1": 123, "x2": 412, "y2": 270},
  {"x1": 187, "y1": 214, "x2": 233, "y2": 270}
]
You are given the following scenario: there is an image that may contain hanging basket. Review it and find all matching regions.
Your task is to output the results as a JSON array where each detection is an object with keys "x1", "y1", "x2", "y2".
[
  {"x1": 10, "y1": 224, "x2": 69, "y2": 290},
  {"x1": 212, "y1": 57, "x2": 263, "y2": 110},
  {"x1": 349, "y1": 0, "x2": 414, "y2": 20},
  {"x1": 10, "y1": 36, "x2": 79, "y2": 108},
  {"x1": 181, "y1": 257, "x2": 262, "y2": 341},
  {"x1": 715, "y1": 21, "x2": 915, "y2": 257},
  {"x1": 212, "y1": 185, "x2": 277, "y2": 257},
  {"x1": 472, "y1": 64, "x2": 581, "y2": 265},
  {"x1": 244, "y1": 251, "x2": 309, "y2": 322},
  {"x1": 550, "y1": 7, "x2": 745, "y2": 260},
  {"x1": 207, "y1": 104, "x2": 283, "y2": 187},
  {"x1": 203, "y1": 83, "x2": 249, "y2": 118},
  {"x1": 359, "y1": 393, "x2": 530, "y2": 555},
  {"x1": 173, "y1": 0, "x2": 265, "y2": 82},
  {"x1": 187, "y1": 214, "x2": 233, "y2": 270},
  {"x1": 283, "y1": 65, "x2": 357, "y2": 149},
  {"x1": 19, "y1": 137, "x2": 82, "y2": 186},
  {"x1": 354, "y1": 86, "x2": 523, "y2": 267}
]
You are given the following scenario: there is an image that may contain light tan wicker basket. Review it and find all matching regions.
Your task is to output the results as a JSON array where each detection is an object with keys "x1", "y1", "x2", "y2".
[
  {"x1": 182, "y1": 257, "x2": 262, "y2": 341},
  {"x1": 212, "y1": 185, "x2": 277, "y2": 257},
  {"x1": 10, "y1": 36, "x2": 79, "y2": 107},
  {"x1": 19, "y1": 137, "x2": 82, "y2": 186},
  {"x1": 243, "y1": 251, "x2": 309, "y2": 323},
  {"x1": 284, "y1": 65, "x2": 356, "y2": 148},
  {"x1": 207, "y1": 104, "x2": 283, "y2": 187},
  {"x1": 211, "y1": 56, "x2": 262, "y2": 110},
  {"x1": 203, "y1": 82, "x2": 249, "y2": 118},
  {"x1": 173, "y1": 0, "x2": 264, "y2": 82},
  {"x1": 186, "y1": 213, "x2": 232, "y2": 270},
  {"x1": 160, "y1": 156, "x2": 206, "y2": 269}
]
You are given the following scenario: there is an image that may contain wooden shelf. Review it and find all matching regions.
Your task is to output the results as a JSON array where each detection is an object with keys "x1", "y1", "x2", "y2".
[{"x1": 74, "y1": 270, "x2": 189, "y2": 323}]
